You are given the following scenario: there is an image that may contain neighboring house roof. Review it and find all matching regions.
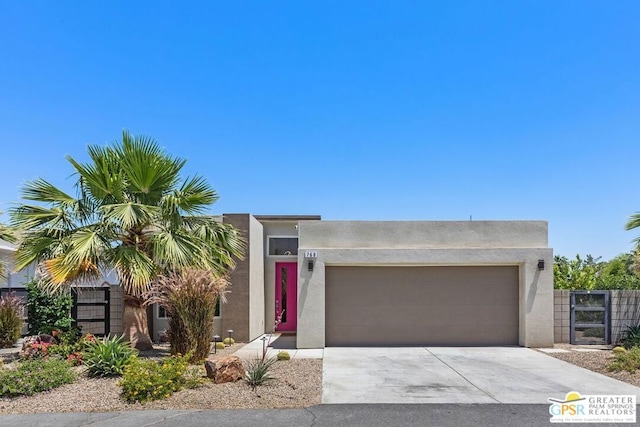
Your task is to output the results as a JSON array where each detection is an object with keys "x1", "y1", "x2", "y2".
[
  {"x1": 0, "y1": 239, "x2": 16, "y2": 252},
  {"x1": 252, "y1": 215, "x2": 321, "y2": 221}
]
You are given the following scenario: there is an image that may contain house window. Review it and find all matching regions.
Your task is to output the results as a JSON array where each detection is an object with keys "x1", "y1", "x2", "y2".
[
  {"x1": 268, "y1": 237, "x2": 298, "y2": 256},
  {"x1": 158, "y1": 305, "x2": 169, "y2": 319}
]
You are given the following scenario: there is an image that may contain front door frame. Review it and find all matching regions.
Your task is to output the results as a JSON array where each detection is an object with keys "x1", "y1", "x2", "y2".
[{"x1": 275, "y1": 261, "x2": 297, "y2": 332}]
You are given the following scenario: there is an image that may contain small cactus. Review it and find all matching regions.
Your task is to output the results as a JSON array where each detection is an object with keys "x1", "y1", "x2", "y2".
[
  {"x1": 223, "y1": 337, "x2": 235, "y2": 346},
  {"x1": 613, "y1": 346, "x2": 627, "y2": 354},
  {"x1": 215, "y1": 342, "x2": 226, "y2": 349},
  {"x1": 277, "y1": 350, "x2": 291, "y2": 361}
]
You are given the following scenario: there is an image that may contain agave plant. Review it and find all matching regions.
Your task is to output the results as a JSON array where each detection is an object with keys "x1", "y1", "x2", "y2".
[
  {"x1": 83, "y1": 335, "x2": 137, "y2": 377},
  {"x1": 619, "y1": 324, "x2": 640, "y2": 349}
]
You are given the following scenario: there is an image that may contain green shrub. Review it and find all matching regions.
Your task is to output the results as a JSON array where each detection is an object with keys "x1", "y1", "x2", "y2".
[
  {"x1": 145, "y1": 270, "x2": 228, "y2": 362},
  {"x1": 223, "y1": 337, "x2": 235, "y2": 346},
  {"x1": 0, "y1": 358, "x2": 75, "y2": 397},
  {"x1": 277, "y1": 351, "x2": 291, "y2": 361},
  {"x1": 619, "y1": 325, "x2": 640, "y2": 349},
  {"x1": 245, "y1": 356, "x2": 277, "y2": 391},
  {"x1": 120, "y1": 353, "x2": 204, "y2": 403},
  {"x1": 0, "y1": 293, "x2": 23, "y2": 348},
  {"x1": 84, "y1": 335, "x2": 137, "y2": 377},
  {"x1": 45, "y1": 333, "x2": 96, "y2": 364},
  {"x1": 215, "y1": 342, "x2": 226, "y2": 349},
  {"x1": 54, "y1": 326, "x2": 83, "y2": 346},
  {"x1": 613, "y1": 346, "x2": 627, "y2": 354},
  {"x1": 26, "y1": 281, "x2": 73, "y2": 335},
  {"x1": 608, "y1": 346, "x2": 640, "y2": 373}
]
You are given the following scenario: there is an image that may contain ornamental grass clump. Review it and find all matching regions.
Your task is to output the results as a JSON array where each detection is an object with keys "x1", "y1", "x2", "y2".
[
  {"x1": 0, "y1": 293, "x2": 23, "y2": 348},
  {"x1": 146, "y1": 269, "x2": 228, "y2": 362}
]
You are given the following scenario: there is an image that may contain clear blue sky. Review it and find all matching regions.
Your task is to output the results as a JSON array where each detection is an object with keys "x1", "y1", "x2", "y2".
[{"x1": 1, "y1": 1, "x2": 639, "y2": 260}]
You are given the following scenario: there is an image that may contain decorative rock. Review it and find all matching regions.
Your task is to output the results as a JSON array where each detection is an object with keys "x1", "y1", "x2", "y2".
[{"x1": 204, "y1": 355, "x2": 244, "y2": 384}]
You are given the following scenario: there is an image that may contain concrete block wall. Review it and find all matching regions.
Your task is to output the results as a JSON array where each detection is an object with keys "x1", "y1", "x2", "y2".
[
  {"x1": 611, "y1": 290, "x2": 640, "y2": 345},
  {"x1": 109, "y1": 285, "x2": 123, "y2": 335},
  {"x1": 554, "y1": 290, "x2": 570, "y2": 343},
  {"x1": 554, "y1": 290, "x2": 640, "y2": 345}
]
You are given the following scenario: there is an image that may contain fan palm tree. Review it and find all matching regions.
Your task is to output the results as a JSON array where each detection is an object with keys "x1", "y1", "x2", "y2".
[
  {"x1": 10, "y1": 132, "x2": 244, "y2": 349},
  {"x1": 626, "y1": 214, "x2": 640, "y2": 275}
]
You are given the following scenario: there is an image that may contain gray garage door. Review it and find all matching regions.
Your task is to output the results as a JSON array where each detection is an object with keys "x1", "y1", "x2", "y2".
[{"x1": 325, "y1": 266, "x2": 519, "y2": 346}]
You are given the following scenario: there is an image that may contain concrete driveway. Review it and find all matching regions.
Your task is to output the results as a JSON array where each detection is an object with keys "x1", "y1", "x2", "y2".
[{"x1": 322, "y1": 347, "x2": 640, "y2": 404}]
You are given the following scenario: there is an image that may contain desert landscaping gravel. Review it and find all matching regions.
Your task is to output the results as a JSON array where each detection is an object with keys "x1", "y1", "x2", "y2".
[
  {"x1": 0, "y1": 343, "x2": 322, "y2": 414},
  {"x1": 2, "y1": 343, "x2": 638, "y2": 414},
  {"x1": 536, "y1": 344, "x2": 640, "y2": 388}
]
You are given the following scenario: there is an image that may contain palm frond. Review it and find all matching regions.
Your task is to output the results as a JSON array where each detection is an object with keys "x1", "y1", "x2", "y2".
[
  {"x1": 109, "y1": 245, "x2": 157, "y2": 296},
  {"x1": 14, "y1": 233, "x2": 62, "y2": 271},
  {"x1": 20, "y1": 179, "x2": 75, "y2": 206},
  {"x1": 42, "y1": 256, "x2": 100, "y2": 286},
  {"x1": 626, "y1": 213, "x2": 640, "y2": 231},
  {"x1": 100, "y1": 202, "x2": 159, "y2": 230},
  {"x1": 149, "y1": 230, "x2": 203, "y2": 269},
  {"x1": 0, "y1": 220, "x2": 15, "y2": 243},
  {"x1": 116, "y1": 131, "x2": 186, "y2": 203},
  {"x1": 67, "y1": 151, "x2": 125, "y2": 204},
  {"x1": 175, "y1": 176, "x2": 219, "y2": 214},
  {"x1": 10, "y1": 204, "x2": 76, "y2": 231}
]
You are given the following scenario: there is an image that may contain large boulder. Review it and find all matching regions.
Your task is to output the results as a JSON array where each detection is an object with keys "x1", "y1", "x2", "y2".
[{"x1": 204, "y1": 355, "x2": 244, "y2": 384}]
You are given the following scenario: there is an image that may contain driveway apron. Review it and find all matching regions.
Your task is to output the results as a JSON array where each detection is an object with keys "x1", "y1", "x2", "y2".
[{"x1": 322, "y1": 347, "x2": 640, "y2": 404}]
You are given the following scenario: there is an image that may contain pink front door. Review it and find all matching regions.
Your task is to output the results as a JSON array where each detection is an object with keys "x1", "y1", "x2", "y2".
[{"x1": 275, "y1": 262, "x2": 297, "y2": 331}]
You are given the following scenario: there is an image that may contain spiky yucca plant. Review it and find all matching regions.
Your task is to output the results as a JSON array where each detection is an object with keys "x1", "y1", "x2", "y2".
[{"x1": 146, "y1": 269, "x2": 228, "y2": 362}]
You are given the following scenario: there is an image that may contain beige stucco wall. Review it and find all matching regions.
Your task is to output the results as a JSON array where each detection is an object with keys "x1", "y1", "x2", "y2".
[
  {"x1": 297, "y1": 220, "x2": 554, "y2": 349},
  {"x1": 302, "y1": 220, "x2": 548, "y2": 249},
  {"x1": 248, "y1": 215, "x2": 265, "y2": 341}
]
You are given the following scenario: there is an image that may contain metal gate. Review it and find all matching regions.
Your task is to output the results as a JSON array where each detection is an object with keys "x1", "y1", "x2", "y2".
[
  {"x1": 71, "y1": 286, "x2": 111, "y2": 337},
  {"x1": 570, "y1": 291, "x2": 610, "y2": 345}
]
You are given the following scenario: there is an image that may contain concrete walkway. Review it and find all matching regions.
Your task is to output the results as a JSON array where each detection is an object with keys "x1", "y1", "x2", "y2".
[
  {"x1": 322, "y1": 347, "x2": 640, "y2": 404},
  {"x1": 232, "y1": 333, "x2": 324, "y2": 360}
]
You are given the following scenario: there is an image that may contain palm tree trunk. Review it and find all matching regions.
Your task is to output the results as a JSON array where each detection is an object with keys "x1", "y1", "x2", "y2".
[{"x1": 122, "y1": 294, "x2": 153, "y2": 351}]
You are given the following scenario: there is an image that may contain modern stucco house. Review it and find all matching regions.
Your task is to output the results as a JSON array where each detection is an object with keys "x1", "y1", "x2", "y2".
[
  {"x1": 1, "y1": 215, "x2": 555, "y2": 348},
  {"x1": 217, "y1": 214, "x2": 554, "y2": 349}
]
